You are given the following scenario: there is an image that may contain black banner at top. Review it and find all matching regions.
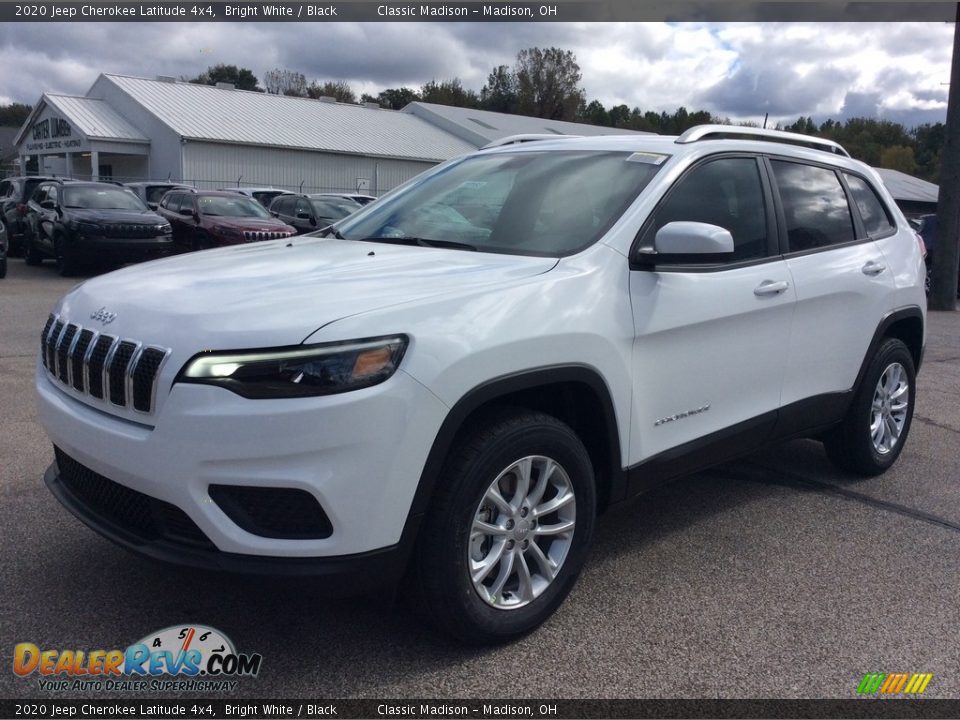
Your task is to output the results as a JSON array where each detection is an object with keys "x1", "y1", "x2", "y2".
[{"x1": 0, "y1": 1, "x2": 956, "y2": 22}]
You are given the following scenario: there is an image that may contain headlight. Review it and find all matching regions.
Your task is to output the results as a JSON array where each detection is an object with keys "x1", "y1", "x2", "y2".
[{"x1": 177, "y1": 335, "x2": 408, "y2": 399}]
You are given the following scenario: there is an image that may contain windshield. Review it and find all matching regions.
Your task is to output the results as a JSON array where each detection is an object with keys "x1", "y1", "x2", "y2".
[
  {"x1": 337, "y1": 150, "x2": 663, "y2": 256},
  {"x1": 198, "y1": 196, "x2": 271, "y2": 218},
  {"x1": 63, "y1": 186, "x2": 147, "y2": 211},
  {"x1": 310, "y1": 198, "x2": 358, "y2": 220}
]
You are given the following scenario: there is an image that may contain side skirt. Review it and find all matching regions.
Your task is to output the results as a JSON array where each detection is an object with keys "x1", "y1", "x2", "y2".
[{"x1": 624, "y1": 391, "x2": 852, "y2": 499}]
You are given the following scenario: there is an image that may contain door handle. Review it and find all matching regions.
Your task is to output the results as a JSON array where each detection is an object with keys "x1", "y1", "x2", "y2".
[
  {"x1": 754, "y1": 280, "x2": 790, "y2": 296},
  {"x1": 862, "y1": 260, "x2": 887, "y2": 276}
]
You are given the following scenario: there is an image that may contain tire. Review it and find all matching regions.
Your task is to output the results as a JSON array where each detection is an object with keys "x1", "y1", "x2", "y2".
[
  {"x1": 409, "y1": 409, "x2": 596, "y2": 644},
  {"x1": 54, "y1": 235, "x2": 78, "y2": 277},
  {"x1": 0, "y1": 255, "x2": 6, "y2": 279},
  {"x1": 192, "y1": 230, "x2": 211, "y2": 252},
  {"x1": 824, "y1": 338, "x2": 916, "y2": 476},
  {"x1": 24, "y1": 236, "x2": 42, "y2": 266},
  {"x1": 0, "y1": 221, "x2": 14, "y2": 257}
]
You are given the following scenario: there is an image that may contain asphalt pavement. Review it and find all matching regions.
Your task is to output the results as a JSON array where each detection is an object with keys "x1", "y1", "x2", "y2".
[{"x1": 1, "y1": 256, "x2": 959, "y2": 700}]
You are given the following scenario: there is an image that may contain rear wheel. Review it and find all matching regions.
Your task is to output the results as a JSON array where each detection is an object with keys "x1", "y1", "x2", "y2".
[
  {"x1": 824, "y1": 338, "x2": 916, "y2": 476},
  {"x1": 409, "y1": 410, "x2": 596, "y2": 644},
  {"x1": 0, "y1": 255, "x2": 6, "y2": 279}
]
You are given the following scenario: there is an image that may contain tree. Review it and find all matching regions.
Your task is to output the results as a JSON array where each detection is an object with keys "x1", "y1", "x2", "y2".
[
  {"x1": 189, "y1": 64, "x2": 261, "y2": 92},
  {"x1": 420, "y1": 79, "x2": 480, "y2": 108},
  {"x1": 263, "y1": 68, "x2": 308, "y2": 97},
  {"x1": 512, "y1": 47, "x2": 585, "y2": 121},
  {"x1": 580, "y1": 99, "x2": 610, "y2": 127},
  {"x1": 878, "y1": 145, "x2": 919, "y2": 175},
  {"x1": 373, "y1": 87, "x2": 421, "y2": 110},
  {"x1": 307, "y1": 81, "x2": 356, "y2": 103},
  {"x1": 480, "y1": 65, "x2": 518, "y2": 114},
  {"x1": 0, "y1": 103, "x2": 32, "y2": 127}
]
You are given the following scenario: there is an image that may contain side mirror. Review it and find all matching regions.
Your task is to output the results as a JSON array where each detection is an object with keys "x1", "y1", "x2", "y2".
[
  {"x1": 270, "y1": 211, "x2": 280, "y2": 218},
  {"x1": 654, "y1": 221, "x2": 734, "y2": 255},
  {"x1": 296, "y1": 211, "x2": 312, "y2": 221},
  {"x1": 178, "y1": 207, "x2": 194, "y2": 217},
  {"x1": 147, "y1": 202, "x2": 159, "y2": 210}
]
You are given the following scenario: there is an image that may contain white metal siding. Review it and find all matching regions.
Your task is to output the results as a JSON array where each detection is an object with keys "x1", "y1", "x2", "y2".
[{"x1": 182, "y1": 142, "x2": 436, "y2": 195}]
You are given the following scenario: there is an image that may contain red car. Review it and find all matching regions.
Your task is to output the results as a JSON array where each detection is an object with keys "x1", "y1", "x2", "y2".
[{"x1": 157, "y1": 190, "x2": 296, "y2": 250}]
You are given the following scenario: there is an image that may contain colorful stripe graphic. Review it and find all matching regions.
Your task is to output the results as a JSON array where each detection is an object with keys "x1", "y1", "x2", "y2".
[{"x1": 857, "y1": 672, "x2": 933, "y2": 695}]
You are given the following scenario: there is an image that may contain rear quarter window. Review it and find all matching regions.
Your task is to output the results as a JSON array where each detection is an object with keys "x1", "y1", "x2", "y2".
[{"x1": 843, "y1": 174, "x2": 895, "y2": 237}]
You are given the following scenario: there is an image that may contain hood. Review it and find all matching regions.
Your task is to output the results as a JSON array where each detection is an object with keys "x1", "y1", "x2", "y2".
[
  {"x1": 54, "y1": 237, "x2": 557, "y2": 352},
  {"x1": 67, "y1": 208, "x2": 165, "y2": 225}
]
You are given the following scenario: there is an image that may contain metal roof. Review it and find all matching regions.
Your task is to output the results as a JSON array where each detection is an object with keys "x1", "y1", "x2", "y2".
[
  {"x1": 101, "y1": 74, "x2": 475, "y2": 162},
  {"x1": 402, "y1": 102, "x2": 645, "y2": 148},
  {"x1": 874, "y1": 167, "x2": 938, "y2": 204},
  {"x1": 15, "y1": 95, "x2": 148, "y2": 144}
]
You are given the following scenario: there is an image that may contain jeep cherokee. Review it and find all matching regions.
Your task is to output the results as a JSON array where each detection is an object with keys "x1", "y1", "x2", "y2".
[{"x1": 36, "y1": 126, "x2": 926, "y2": 644}]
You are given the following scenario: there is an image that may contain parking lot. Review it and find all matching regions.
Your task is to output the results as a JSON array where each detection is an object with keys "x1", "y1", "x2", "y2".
[{"x1": 1, "y1": 255, "x2": 959, "y2": 700}]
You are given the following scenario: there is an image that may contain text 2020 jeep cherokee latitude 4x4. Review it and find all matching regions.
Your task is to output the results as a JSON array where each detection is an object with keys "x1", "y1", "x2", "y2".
[{"x1": 37, "y1": 126, "x2": 926, "y2": 644}]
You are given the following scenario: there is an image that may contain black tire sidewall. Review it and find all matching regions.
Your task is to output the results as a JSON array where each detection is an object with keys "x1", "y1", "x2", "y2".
[
  {"x1": 419, "y1": 412, "x2": 596, "y2": 644},
  {"x1": 846, "y1": 339, "x2": 916, "y2": 473}
]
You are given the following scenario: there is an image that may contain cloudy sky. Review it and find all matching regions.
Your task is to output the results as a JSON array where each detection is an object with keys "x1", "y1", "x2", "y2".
[{"x1": 0, "y1": 21, "x2": 951, "y2": 128}]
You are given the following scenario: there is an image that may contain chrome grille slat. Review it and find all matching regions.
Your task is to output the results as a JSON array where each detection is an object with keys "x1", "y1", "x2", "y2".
[{"x1": 41, "y1": 314, "x2": 170, "y2": 415}]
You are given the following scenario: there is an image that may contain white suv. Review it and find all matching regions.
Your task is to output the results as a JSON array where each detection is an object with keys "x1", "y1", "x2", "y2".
[{"x1": 37, "y1": 126, "x2": 926, "y2": 643}]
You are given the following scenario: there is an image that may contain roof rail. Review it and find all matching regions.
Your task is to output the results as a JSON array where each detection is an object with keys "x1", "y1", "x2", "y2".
[
  {"x1": 675, "y1": 124, "x2": 850, "y2": 157},
  {"x1": 481, "y1": 133, "x2": 581, "y2": 149}
]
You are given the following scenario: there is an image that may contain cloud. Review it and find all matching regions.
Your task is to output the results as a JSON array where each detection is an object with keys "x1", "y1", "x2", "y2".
[{"x1": 0, "y1": 21, "x2": 950, "y2": 131}]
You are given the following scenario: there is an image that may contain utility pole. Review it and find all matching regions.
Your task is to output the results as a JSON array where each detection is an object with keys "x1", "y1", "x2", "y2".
[{"x1": 931, "y1": 5, "x2": 960, "y2": 310}]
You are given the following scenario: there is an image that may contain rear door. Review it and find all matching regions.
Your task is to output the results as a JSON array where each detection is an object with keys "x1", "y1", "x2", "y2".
[{"x1": 770, "y1": 158, "x2": 898, "y2": 407}]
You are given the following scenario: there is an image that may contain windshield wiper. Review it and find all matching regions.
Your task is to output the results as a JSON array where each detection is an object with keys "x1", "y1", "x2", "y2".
[
  {"x1": 357, "y1": 236, "x2": 478, "y2": 251},
  {"x1": 318, "y1": 226, "x2": 345, "y2": 239}
]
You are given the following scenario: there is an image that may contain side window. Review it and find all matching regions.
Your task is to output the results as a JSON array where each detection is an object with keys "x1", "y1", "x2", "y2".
[
  {"x1": 46, "y1": 186, "x2": 59, "y2": 206},
  {"x1": 0, "y1": 181, "x2": 10, "y2": 198},
  {"x1": 32, "y1": 186, "x2": 48, "y2": 205},
  {"x1": 295, "y1": 198, "x2": 312, "y2": 217},
  {"x1": 276, "y1": 197, "x2": 292, "y2": 214},
  {"x1": 771, "y1": 160, "x2": 855, "y2": 252},
  {"x1": 180, "y1": 195, "x2": 195, "y2": 213},
  {"x1": 644, "y1": 157, "x2": 769, "y2": 262},
  {"x1": 164, "y1": 193, "x2": 181, "y2": 212},
  {"x1": 843, "y1": 173, "x2": 895, "y2": 238}
]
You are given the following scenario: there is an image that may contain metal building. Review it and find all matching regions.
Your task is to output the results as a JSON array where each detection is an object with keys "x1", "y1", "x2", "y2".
[{"x1": 13, "y1": 74, "x2": 476, "y2": 195}]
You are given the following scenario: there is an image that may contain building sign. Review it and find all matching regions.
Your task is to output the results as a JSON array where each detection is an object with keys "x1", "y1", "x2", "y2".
[{"x1": 25, "y1": 115, "x2": 83, "y2": 153}]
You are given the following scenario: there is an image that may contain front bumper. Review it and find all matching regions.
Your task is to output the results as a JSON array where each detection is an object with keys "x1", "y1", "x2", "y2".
[
  {"x1": 37, "y1": 363, "x2": 448, "y2": 560},
  {"x1": 44, "y1": 460, "x2": 420, "y2": 588},
  {"x1": 74, "y1": 234, "x2": 174, "y2": 261}
]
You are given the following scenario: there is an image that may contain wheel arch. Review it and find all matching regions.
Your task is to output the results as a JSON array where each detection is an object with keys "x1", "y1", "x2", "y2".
[
  {"x1": 408, "y1": 366, "x2": 626, "y2": 523},
  {"x1": 855, "y1": 306, "x2": 925, "y2": 391}
]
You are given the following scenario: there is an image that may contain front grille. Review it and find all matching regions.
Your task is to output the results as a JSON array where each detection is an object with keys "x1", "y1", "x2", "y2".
[
  {"x1": 41, "y1": 313, "x2": 169, "y2": 414},
  {"x1": 55, "y1": 447, "x2": 213, "y2": 549},
  {"x1": 243, "y1": 230, "x2": 290, "y2": 242},
  {"x1": 103, "y1": 224, "x2": 165, "y2": 239}
]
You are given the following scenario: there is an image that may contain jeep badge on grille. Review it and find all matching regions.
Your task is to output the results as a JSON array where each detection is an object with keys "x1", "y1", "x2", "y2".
[{"x1": 89, "y1": 307, "x2": 117, "y2": 325}]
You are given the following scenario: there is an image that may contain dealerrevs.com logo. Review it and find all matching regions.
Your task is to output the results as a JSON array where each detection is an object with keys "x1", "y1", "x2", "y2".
[{"x1": 13, "y1": 624, "x2": 263, "y2": 692}]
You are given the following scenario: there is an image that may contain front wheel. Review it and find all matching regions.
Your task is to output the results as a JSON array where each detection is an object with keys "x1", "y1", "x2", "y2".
[
  {"x1": 409, "y1": 410, "x2": 596, "y2": 644},
  {"x1": 824, "y1": 338, "x2": 916, "y2": 476}
]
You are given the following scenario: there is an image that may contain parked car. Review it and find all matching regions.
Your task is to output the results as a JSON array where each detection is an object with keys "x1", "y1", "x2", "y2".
[
  {"x1": 268, "y1": 193, "x2": 361, "y2": 234},
  {"x1": 35, "y1": 126, "x2": 925, "y2": 644},
  {"x1": 0, "y1": 175, "x2": 59, "y2": 255},
  {"x1": 315, "y1": 192, "x2": 378, "y2": 206},
  {"x1": 156, "y1": 190, "x2": 296, "y2": 250},
  {"x1": 916, "y1": 214, "x2": 960, "y2": 296},
  {"x1": 218, "y1": 187, "x2": 294, "y2": 208},
  {"x1": 24, "y1": 180, "x2": 172, "y2": 276},
  {"x1": 0, "y1": 218, "x2": 7, "y2": 278},
  {"x1": 124, "y1": 182, "x2": 195, "y2": 210}
]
